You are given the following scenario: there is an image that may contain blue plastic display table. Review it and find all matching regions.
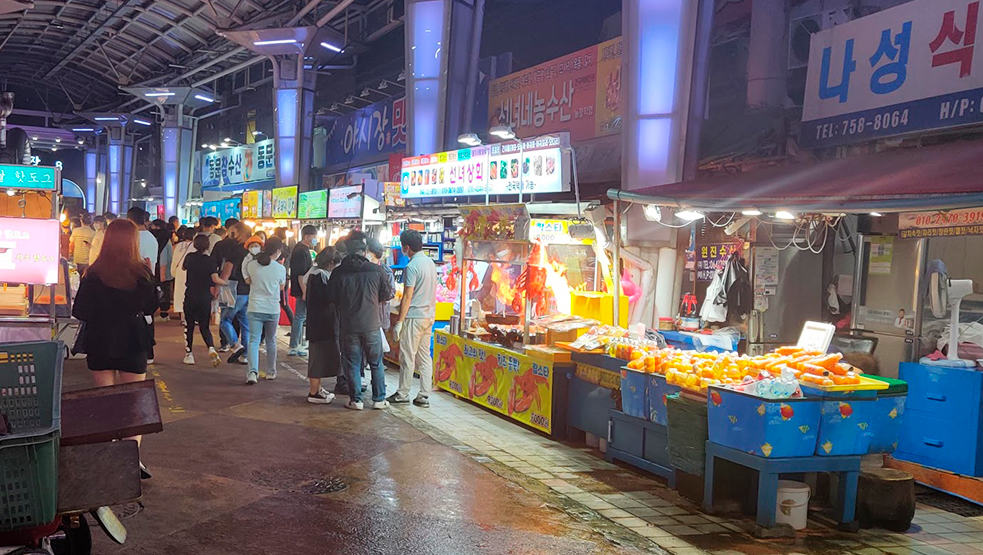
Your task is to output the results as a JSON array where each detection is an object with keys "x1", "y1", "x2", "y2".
[{"x1": 703, "y1": 441, "x2": 861, "y2": 531}]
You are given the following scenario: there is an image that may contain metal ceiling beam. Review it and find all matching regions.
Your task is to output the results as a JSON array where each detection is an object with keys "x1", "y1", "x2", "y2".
[
  {"x1": 40, "y1": 0, "x2": 142, "y2": 79},
  {"x1": 191, "y1": 55, "x2": 266, "y2": 88},
  {"x1": 0, "y1": 6, "x2": 28, "y2": 51}
]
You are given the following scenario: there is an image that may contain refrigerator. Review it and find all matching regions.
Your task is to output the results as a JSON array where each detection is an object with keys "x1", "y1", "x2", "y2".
[
  {"x1": 747, "y1": 245, "x2": 825, "y2": 355},
  {"x1": 849, "y1": 235, "x2": 926, "y2": 378}
]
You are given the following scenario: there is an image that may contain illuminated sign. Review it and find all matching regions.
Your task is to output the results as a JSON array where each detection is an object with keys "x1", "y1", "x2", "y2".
[
  {"x1": 202, "y1": 198, "x2": 241, "y2": 221},
  {"x1": 328, "y1": 185, "x2": 363, "y2": 219},
  {"x1": 272, "y1": 186, "x2": 298, "y2": 219},
  {"x1": 400, "y1": 135, "x2": 569, "y2": 199},
  {"x1": 802, "y1": 0, "x2": 983, "y2": 146},
  {"x1": 0, "y1": 164, "x2": 57, "y2": 191},
  {"x1": 298, "y1": 190, "x2": 328, "y2": 219},
  {"x1": 0, "y1": 218, "x2": 60, "y2": 284},
  {"x1": 262, "y1": 189, "x2": 273, "y2": 218},
  {"x1": 241, "y1": 190, "x2": 261, "y2": 218},
  {"x1": 201, "y1": 139, "x2": 276, "y2": 189}
]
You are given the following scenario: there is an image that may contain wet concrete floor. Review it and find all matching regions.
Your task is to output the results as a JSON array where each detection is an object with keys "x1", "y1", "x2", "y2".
[
  {"x1": 63, "y1": 321, "x2": 983, "y2": 554},
  {"x1": 63, "y1": 322, "x2": 649, "y2": 554}
]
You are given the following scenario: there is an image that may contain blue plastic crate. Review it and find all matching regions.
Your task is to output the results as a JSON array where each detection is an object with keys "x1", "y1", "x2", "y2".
[
  {"x1": 620, "y1": 369, "x2": 648, "y2": 420},
  {"x1": 707, "y1": 386, "x2": 820, "y2": 458},
  {"x1": 815, "y1": 397, "x2": 877, "y2": 456},
  {"x1": 646, "y1": 374, "x2": 680, "y2": 426}
]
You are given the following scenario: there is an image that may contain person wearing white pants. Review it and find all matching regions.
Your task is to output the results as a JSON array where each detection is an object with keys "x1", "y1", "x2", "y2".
[{"x1": 388, "y1": 230, "x2": 438, "y2": 408}]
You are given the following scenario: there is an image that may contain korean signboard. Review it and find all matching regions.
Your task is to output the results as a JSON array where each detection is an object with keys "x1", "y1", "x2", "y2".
[
  {"x1": 899, "y1": 206, "x2": 983, "y2": 238},
  {"x1": 328, "y1": 185, "x2": 363, "y2": 219},
  {"x1": 400, "y1": 134, "x2": 569, "y2": 199},
  {"x1": 0, "y1": 164, "x2": 56, "y2": 191},
  {"x1": 298, "y1": 190, "x2": 328, "y2": 219},
  {"x1": 324, "y1": 96, "x2": 407, "y2": 168},
  {"x1": 262, "y1": 190, "x2": 273, "y2": 218},
  {"x1": 201, "y1": 198, "x2": 241, "y2": 221},
  {"x1": 488, "y1": 37, "x2": 623, "y2": 142},
  {"x1": 0, "y1": 218, "x2": 60, "y2": 284},
  {"x1": 528, "y1": 219, "x2": 591, "y2": 245},
  {"x1": 201, "y1": 139, "x2": 276, "y2": 189},
  {"x1": 803, "y1": 0, "x2": 983, "y2": 147},
  {"x1": 241, "y1": 190, "x2": 261, "y2": 219},
  {"x1": 696, "y1": 242, "x2": 741, "y2": 282},
  {"x1": 271, "y1": 186, "x2": 297, "y2": 219}
]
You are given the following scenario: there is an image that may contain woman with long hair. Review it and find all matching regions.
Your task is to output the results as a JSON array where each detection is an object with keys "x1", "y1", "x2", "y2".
[
  {"x1": 242, "y1": 237, "x2": 286, "y2": 384},
  {"x1": 72, "y1": 219, "x2": 159, "y2": 478}
]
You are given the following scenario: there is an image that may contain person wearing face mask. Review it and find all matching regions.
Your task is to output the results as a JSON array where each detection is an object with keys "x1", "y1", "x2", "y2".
[
  {"x1": 242, "y1": 237, "x2": 287, "y2": 384},
  {"x1": 244, "y1": 235, "x2": 264, "y2": 262},
  {"x1": 288, "y1": 225, "x2": 319, "y2": 357}
]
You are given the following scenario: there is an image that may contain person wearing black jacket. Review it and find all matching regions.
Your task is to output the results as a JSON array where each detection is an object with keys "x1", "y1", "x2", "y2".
[
  {"x1": 327, "y1": 237, "x2": 395, "y2": 410},
  {"x1": 305, "y1": 246, "x2": 343, "y2": 404},
  {"x1": 72, "y1": 219, "x2": 160, "y2": 479},
  {"x1": 288, "y1": 225, "x2": 317, "y2": 356}
]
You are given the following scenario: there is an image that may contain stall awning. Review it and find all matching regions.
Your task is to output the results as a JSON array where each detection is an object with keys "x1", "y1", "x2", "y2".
[{"x1": 609, "y1": 139, "x2": 983, "y2": 213}]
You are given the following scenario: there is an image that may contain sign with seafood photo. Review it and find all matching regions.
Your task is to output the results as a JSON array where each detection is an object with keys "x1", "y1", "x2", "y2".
[{"x1": 433, "y1": 331, "x2": 554, "y2": 434}]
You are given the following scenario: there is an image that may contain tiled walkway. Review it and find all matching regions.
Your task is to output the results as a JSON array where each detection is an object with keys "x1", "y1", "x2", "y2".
[{"x1": 270, "y1": 335, "x2": 983, "y2": 555}]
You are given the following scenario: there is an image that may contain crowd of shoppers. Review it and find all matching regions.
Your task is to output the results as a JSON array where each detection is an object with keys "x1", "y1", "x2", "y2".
[{"x1": 68, "y1": 207, "x2": 440, "y2": 418}]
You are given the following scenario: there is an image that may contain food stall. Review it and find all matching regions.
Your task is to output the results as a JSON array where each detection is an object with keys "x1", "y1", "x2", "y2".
[
  {"x1": 433, "y1": 204, "x2": 620, "y2": 438},
  {"x1": 0, "y1": 163, "x2": 67, "y2": 343}
]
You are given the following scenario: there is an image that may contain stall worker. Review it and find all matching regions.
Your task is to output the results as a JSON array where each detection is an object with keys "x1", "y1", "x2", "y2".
[{"x1": 388, "y1": 230, "x2": 438, "y2": 408}]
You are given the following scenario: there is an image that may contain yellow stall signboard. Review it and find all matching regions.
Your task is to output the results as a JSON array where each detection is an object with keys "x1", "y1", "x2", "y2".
[{"x1": 434, "y1": 331, "x2": 553, "y2": 434}]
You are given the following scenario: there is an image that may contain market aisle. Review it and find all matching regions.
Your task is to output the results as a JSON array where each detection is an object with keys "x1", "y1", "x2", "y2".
[
  {"x1": 63, "y1": 321, "x2": 983, "y2": 555},
  {"x1": 61, "y1": 321, "x2": 650, "y2": 555}
]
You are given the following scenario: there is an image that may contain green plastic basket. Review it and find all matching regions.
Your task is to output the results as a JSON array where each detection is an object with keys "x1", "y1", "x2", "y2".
[
  {"x1": 0, "y1": 341, "x2": 63, "y2": 440},
  {"x1": 0, "y1": 432, "x2": 59, "y2": 531}
]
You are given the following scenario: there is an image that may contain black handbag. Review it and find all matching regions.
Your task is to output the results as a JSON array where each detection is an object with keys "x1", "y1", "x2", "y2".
[{"x1": 71, "y1": 322, "x2": 87, "y2": 355}]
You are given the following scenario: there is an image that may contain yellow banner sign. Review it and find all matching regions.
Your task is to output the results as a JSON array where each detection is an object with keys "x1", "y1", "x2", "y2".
[{"x1": 434, "y1": 331, "x2": 553, "y2": 434}]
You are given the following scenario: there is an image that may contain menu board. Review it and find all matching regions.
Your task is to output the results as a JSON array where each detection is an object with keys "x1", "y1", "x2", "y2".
[
  {"x1": 400, "y1": 135, "x2": 569, "y2": 199},
  {"x1": 298, "y1": 190, "x2": 328, "y2": 219},
  {"x1": 241, "y1": 190, "x2": 261, "y2": 218},
  {"x1": 0, "y1": 218, "x2": 60, "y2": 284},
  {"x1": 272, "y1": 186, "x2": 298, "y2": 219},
  {"x1": 201, "y1": 198, "x2": 241, "y2": 221},
  {"x1": 262, "y1": 190, "x2": 273, "y2": 218},
  {"x1": 328, "y1": 185, "x2": 363, "y2": 219}
]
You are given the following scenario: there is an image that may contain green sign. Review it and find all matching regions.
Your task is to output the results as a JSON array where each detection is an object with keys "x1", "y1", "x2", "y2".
[
  {"x1": 297, "y1": 189, "x2": 328, "y2": 219},
  {"x1": 0, "y1": 165, "x2": 56, "y2": 190}
]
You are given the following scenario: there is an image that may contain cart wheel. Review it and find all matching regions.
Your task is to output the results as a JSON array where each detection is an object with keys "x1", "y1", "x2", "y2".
[{"x1": 50, "y1": 515, "x2": 91, "y2": 555}]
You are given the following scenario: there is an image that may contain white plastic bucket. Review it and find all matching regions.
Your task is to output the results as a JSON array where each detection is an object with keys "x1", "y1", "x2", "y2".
[{"x1": 775, "y1": 480, "x2": 811, "y2": 530}]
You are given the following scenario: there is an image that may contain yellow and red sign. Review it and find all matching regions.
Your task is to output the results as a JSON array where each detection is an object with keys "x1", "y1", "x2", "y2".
[
  {"x1": 488, "y1": 37, "x2": 623, "y2": 142},
  {"x1": 434, "y1": 331, "x2": 554, "y2": 434}
]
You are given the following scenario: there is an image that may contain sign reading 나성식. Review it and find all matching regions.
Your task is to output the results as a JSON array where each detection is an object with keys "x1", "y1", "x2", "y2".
[
  {"x1": 802, "y1": 0, "x2": 983, "y2": 147},
  {"x1": 0, "y1": 164, "x2": 57, "y2": 190}
]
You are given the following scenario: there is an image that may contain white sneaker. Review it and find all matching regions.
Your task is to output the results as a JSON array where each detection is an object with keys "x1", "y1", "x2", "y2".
[
  {"x1": 246, "y1": 372, "x2": 258, "y2": 385},
  {"x1": 373, "y1": 400, "x2": 390, "y2": 410},
  {"x1": 147, "y1": 359, "x2": 155, "y2": 365},
  {"x1": 182, "y1": 352, "x2": 195, "y2": 365},
  {"x1": 208, "y1": 348, "x2": 221, "y2": 367},
  {"x1": 264, "y1": 371, "x2": 277, "y2": 380},
  {"x1": 346, "y1": 400, "x2": 364, "y2": 410},
  {"x1": 307, "y1": 391, "x2": 335, "y2": 404}
]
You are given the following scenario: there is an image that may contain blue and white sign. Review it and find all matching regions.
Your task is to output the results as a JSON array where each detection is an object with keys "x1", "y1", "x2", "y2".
[
  {"x1": 802, "y1": 0, "x2": 983, "y2": 147},
  {"x1": 324, "y1": 96, "x2": 406, "y2": 168},
  {"x1": 201, "y1": 139, "x2": 276, "y2": 189}
]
